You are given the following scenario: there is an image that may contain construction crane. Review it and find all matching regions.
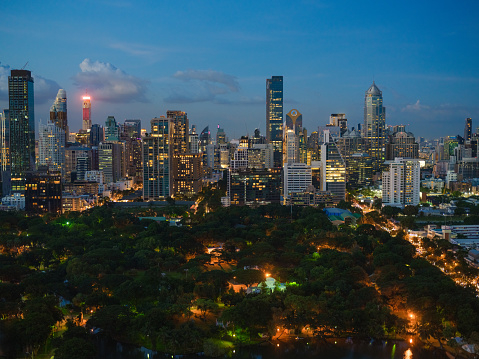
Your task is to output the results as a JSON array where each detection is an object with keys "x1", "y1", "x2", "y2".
[{"x1": 21, "y1": 61, "x2": 29, "y2": 70}]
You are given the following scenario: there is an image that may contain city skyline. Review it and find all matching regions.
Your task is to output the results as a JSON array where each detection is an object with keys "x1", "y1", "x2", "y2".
[{"x1": 1, "y1": 1, "x2": 478, "y2": 139}]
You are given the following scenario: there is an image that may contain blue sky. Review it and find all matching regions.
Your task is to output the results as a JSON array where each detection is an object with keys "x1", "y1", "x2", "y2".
[{"x1": 1, "y1": 0, "x2": 478, "y2": 139}]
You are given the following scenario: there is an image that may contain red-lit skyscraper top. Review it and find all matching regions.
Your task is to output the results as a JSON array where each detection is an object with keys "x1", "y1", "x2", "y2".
[{"x1": 82, "y1": 93, "x2": 91, "y2": 131}]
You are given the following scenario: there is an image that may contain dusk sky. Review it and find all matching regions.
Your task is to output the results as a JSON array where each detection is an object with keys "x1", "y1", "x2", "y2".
[{"x1": 1, "y1": 0, "x2": 478, "y2": 140}]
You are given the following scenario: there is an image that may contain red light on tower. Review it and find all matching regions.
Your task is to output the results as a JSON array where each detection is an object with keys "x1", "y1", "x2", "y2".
[{"x1": 82, "y1": 93, "x2": 92, "y2": 131}]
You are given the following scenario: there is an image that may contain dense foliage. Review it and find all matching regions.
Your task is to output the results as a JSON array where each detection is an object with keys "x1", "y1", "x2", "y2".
[{"x1": 0, "y1": 203, "x2": 478, "y2": 357}]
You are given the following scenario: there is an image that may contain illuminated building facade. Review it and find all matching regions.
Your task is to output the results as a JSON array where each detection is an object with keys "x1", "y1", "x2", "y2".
[
  {"x1": 82, "y1": 94, "x2": 92, "y2": 131},
  {"x1": 385, "y1": 130, "x2": 419, "y2": 160},
  {"x1": 363, "y1": 82, "x2": 386, "y2": 173},
  {"x1": 382, "y1": 158, "x2": 420, "y2": 208},
  {"x1": 172, "y1": 153, "x2": 203, "y2": 196},
  {"x1": 143, "y1": 117, "x2": 171, "y2": 200},
  {"x1": 347, "y1": 153, "x2": 373, "y2": 188},
  {"x1": 228, "y1": 168, "x2": 281, "y2": 206},
  {"x1": 25, "y1": 168, "x2": 62, "y2": 214},
  {"x1": 105, "y1": 116, "x2": 120, "y2": 142},
  {"x1": 283, "y1": 162, "x2": 312, "y2": 200},
  {"x1": 465, "y1": 118, "x2": 472, "y2": 141},
  {"x1": 320, "y1": 130, "x2": 346, "y2": 204},
  {"x1": 9, "y1": 70, "x2": 35, "y2": 193},
  {"x1": 99, "y1": 142, "x2": 121, "y2": 183},
  {"x1": 38, "y1": 123, "x2": 65, "y2": 176},
  {"x1": 285, "y1": 109, "x2": 302, "y2": 133},
  {"x1": 65, "y1": 146, "x2": 91, "y2": 183},
  {"x1": 50, "y1": 89, "x2": 68, "y2": 142},
  {"x1": 266, "y1": 76, "x2": 283, "y2": 167},
  {"x1": 0, "y1": 110, "x2": 10, "y2": 196}
]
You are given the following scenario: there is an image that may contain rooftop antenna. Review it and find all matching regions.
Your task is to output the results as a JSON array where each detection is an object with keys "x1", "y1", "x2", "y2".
[{"x1": 21, "y1": 62, "x2": 29, "y2": 70}]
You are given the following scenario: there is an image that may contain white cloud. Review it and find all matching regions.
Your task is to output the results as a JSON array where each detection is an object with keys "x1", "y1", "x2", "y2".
[
  {"x1": 73, "y1": 58, "x2": 148, "y2": 103},
  {"x1": 402, "y1": 100, "x2": 430, "y2": 112},
  {"x1": 165, "y1": 69, "x2": 240, "y2": 104}
]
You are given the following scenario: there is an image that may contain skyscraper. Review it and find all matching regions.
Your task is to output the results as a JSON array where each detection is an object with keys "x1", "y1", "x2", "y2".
[
  {"x1": 285, "y1": 109, "x2": 302, "y2": 133},
  {"x1": 50, "y1": 89, "x2": 68, "y2": 142},
  {"x1": 266, "y1": 76, "x2": 283, "y2": 167},
  {"x1": 38, "y1": 122, "x2": 65, "y2": 176},
  {"x1": 9, "y1": 70, "x2": 35, "y2": 193},
  {"x1": 143, "y1": 117, "x2": 171, "y2": 200},
  {"x1": 465, "y1": 118, "x2": 472, "y2": 141},
  {"x1": 105, "y1": 116, "x2": 119, "y2": 141},
  {"x1": 0, "y1": 110, "x2": 10, "y2": 196},
  {"x1": 82, "y1": 94, "x2": 92, "y2": 131},
  {"x1": 363, "y1": 82, "x2": 386, "y2": 173},
  {"x1": 320, "y1": 130, "x2": 346, "y2": 204},
  {"x1": 382, "y1": 158, "x2": 420, "y2": 207}
]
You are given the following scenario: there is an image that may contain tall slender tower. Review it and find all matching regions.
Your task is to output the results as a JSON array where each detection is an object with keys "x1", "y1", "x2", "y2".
[
  {"x1": 9, "y1": 69, "x2": 35, "y2": 193},
  {"x1": 363, "y1": 82, "x2": 386, "y2": 173},
  {"x1": 266, "y1": 76, "x2": 283, "y2": 167},
  {"x1": 464, "y1": 118, "x2": 472, "y2": 141},
  {"x1": 50, "y1": 89, "x2": 68, "y2": 143},
  {"x1": 82, "y1": 94, "x2": 92, "y2": 131}
]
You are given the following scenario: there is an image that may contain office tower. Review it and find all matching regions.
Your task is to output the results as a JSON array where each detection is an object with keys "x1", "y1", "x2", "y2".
[
  {"x1": 348, "y1": 153, "x2": 373, "y2": 188},
  {"x1": 216, "y1": 125, "x2": 227, "y2": 145},
  {"x1": 465, "y1": 118, "x2": 472, "y2": 141},
  {"x1": 285, "y1": 109, "x2": 302, "y2": 133},
  {"x1": 189, "y1": 131, "x2": 199, "y2": 153},
  {"x1": 167, "y1": 111, "x2": 189, "y2": 154},
  {"x1": 65, "y1": 146, "x2": 91, "y2": 182},
  {"x1": 82, "y1": 94, "x2": 92, "y2": 131},
  {"x1": 99, "y1": 142, "x2": 121, "y2": 183},
  {"x1": 143, "y1": 117, "x2": 171, "y2": 200},
  {"x1": 320, "y1": 130, "x2": 346, "y2": 204},
  {"x1": 385, "y1": 129, "x2": 419, "y2": 160},
  {"x1": 228, "y1": 168, "x2": 282, "y2": 205},
  {"x1": 330, "y1": 114, "x2": 348, "y2": 135},
  {"x1": 266, "y1": 76, "x2": 283, "y2": 167},
  {"x1": 167, "y1": 111, "x2": 202, "y2": 197},
  {"x1": 284, "y1": 129, "x2": 299, "y2": 164},
  {"x1": 124, "y1": 119, "x2": 141, "y2": 138},
  {"x1": 9, "y1": 70, "x2": 35, "y2": 193},
  {"x1": 25, "y1": 168, "x2": 62, "y2": 214},
  {"x1": 250, "y1": 128, "x2": 266, "y2": 145},
  {"x1": 382, "y1": 158, "x2": 420, "y2": 207},
  {"x1": 363, "y1": 82, "x2": 386, "y2": 173},
  {"x1": 50, "y1": 89, "x2": 68, "y2": 142},
  {"x1": 38, "y1": 123, "x2": 65, "y2": 176},
  {"x1": 105, "y1": 116, "x2": 120, "y2": 141},
  {"x1": 283, "y1": 162, "x2": 312, "y2": 200},
  {"x1": 90, "y1": 124, "x2": 104, "y2": 147}
]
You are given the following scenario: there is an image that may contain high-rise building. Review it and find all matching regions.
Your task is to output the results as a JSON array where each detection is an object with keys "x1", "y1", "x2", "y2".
[
  {"x1": 105, "y1": 116, "x2": 120, "y2": 142},
  {"x1": 382, "y1": 158, "x2": 420, "y2": 208},
  {"x1": 143, "y1": 117, "x2": 171, "y2": 200},
  {"x1": 283, "y1": 162, "x2": 312, "y2": 200},
  {"x1": 167, "y1": 111, "x2": 189, "y2": 155},
  {"x1": 320, "y1": 130, "x2": 346, "y2": 204},
  {"x1": 90, "y1": 124, "x2": 104, "y2": 147},
  {"x1": 266, "y1": 76, "x2": 283, "y2": 167},
  {"x1": 9, "y1": 70, "x2": 35, "y2": 193},
  {"x1": 330, "y1": 114, "x2": 348, "y2": 135},
  {"x1": 285, "y1": 109, "x2": 302, "y2": 133},
  {"x1": 465, "y1": 118, "x2": 472, "y2": 141},
  {"x1": 38, "y1": 123, "x2": 65, "y2": 177},
  {"x1": 228, "y1": 168, "x2": 282, "y2": 206},
  {"x1": 385, "y1": 129, "x2": 419, "y2": 160},
  {"x1": 99, "y1": 142, "x2": 121, "y2": 183},
  {"x1": 216, "y1": 125, "x2": 227, "y2": 145},
  {"x1": 123, "y1": 119, "x2": 141, "y2": 138},
  {"x1": 363, "y1": 82, "x2": 386, "y2": 173},
  {"x1": 25, "y1": 168, "x2": 62, "y2": 214},
  {"x1": 284, "y1": 129, "x2": 299, "y2": 164},
  {"x1": 50, "y1": 89, "x2": 68, "y2": 142},
  {"x1": 82, "y1": 94, "x2": 92, "y2": 131}
]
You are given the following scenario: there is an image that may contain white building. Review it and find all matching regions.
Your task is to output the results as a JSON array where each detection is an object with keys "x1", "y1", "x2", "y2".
[
  {"x1": 38, "y1": 122, "x2": 65, "y2": 176},
  {"x1": 1, "y1": 193, "x2": 25, "y2": 210},
  {"x1": 283, "y1": 163, "x2": 312, "y2": 200},
  {"x1": 382, "y1": 157, "x2": 420, "y2": 208}
]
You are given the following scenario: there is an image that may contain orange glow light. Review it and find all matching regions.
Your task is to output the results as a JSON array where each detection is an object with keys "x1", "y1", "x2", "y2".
[{"x1": 83, "y1": 96, "x2": 91, "y2": 100}]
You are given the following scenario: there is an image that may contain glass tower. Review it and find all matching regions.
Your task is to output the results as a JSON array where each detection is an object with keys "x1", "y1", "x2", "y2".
[
  {"x1": 363, "y1": 82, "x2": 386, "y2": 173},
  {"x1": 266, "y1": 76, "x2": 283, "y2": 167},
  {"x1": 9, "y1": 69, "x2": 35, "y2": 193},
  {"x1": 82, "y1": 95, "x2": 92, "y2": 131},
  {"x1": 50, "y1": 89, "x2": 68, "y2": 142}
]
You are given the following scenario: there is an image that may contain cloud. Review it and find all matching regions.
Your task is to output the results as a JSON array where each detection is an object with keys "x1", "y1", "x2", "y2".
[
  {"x1": 402, "y1": 100, "x2": 430, "y2": 112},
  {"x1": 73, "y1": 58, "x2": 148, "y2": 103},
  {"x1": 165, "y1": 69, "x2": 240, "y2": 104},
  {"x1": 0, "y1": 62, "x2": 61, "y2": 104}
]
